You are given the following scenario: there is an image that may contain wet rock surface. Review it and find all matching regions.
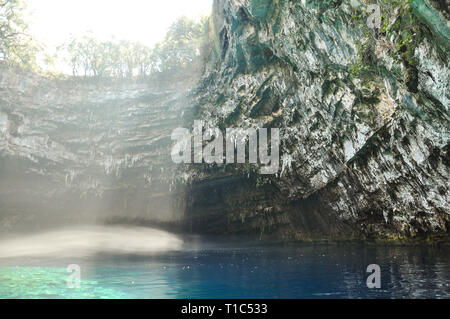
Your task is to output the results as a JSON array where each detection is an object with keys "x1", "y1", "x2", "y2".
[
  {"x1": 0, "y1": 65, "x2": 191, "y2": 232},
  {"x1": 182, "y1": 0, "x2": 450, "y2": 241},
  {"x1": 0, "y1": 0, "x2": 449, "y2": 243}
]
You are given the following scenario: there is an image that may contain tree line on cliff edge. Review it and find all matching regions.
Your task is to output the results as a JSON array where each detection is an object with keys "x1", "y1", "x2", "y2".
[
  {"x1": 0, "y1": 0, "x2": 41, "y2": 69},
  {"x1": 0, "y1": 0, "x2": 213, "y2": 80}
]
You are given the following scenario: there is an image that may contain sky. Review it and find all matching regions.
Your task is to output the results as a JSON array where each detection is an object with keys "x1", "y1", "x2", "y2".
[{"x1": 26, "y1": 0, "x2": 213, "y2": 50}]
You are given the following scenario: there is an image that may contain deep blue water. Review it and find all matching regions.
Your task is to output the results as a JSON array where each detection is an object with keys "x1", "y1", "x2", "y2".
[{"x1": 1, "y1": 240, "x2": 449, "y2": 299}]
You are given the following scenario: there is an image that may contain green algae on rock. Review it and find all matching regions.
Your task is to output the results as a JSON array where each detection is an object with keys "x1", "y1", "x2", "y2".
[{"x1": 181, "y1": 0, "x2": 449, "y2": 242}]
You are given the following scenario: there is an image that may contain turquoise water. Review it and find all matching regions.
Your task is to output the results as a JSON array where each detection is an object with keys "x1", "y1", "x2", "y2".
[{"x1": 1, "y1": 242, "x2": 449, "y2": 299}]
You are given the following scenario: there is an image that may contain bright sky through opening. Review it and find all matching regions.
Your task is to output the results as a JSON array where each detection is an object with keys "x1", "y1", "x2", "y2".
[{"x1": 27, "y1": 0, "x2": 213, "y2": 49}]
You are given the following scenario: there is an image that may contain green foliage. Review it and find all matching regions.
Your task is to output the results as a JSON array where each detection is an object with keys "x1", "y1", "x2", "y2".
[
  {"x1": 349, "y1": 0, "x2": 422, "y2": 92},
  {"x1": 0, "y1": 0, "x2": 40, "y2": 68},
  {"x1": 59, "y1": 35, "x2": 154, "y2": 78},
  {"x1": 0, "y1": 0, "x2": 212, "y2": 78},
  {"x1": 59, "y1": 16, "x2": 212, "y2": 79},
  {"x1": 153, "y1": 16, "x2": 211, "y2": 73}
]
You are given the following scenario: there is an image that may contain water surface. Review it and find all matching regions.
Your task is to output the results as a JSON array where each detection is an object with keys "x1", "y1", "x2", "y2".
[{"x1": 0, "y1": 228, "x2": 448, "y2": 299}]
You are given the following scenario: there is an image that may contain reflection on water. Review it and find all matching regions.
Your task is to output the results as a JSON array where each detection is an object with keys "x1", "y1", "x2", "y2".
[{"x1": 0, "y1": 230, "x2": 449, "y2": 299}]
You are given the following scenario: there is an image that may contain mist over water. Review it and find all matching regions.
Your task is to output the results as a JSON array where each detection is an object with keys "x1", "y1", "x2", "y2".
[{"x1": 0, "y1": 226, "x2": 183, "y2": 259}]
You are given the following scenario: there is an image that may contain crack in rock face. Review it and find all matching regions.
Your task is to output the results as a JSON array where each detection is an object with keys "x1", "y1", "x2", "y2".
[
  {"x1": 0, "y1": 0, "x2": 448, "y2": 243},
  {"x1": 181, "y1": 0, "x2": 449, "y2": 242}
]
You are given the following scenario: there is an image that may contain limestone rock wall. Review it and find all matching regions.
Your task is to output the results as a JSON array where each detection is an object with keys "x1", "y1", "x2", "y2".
[
  {"x1": 182, "y1": 0, "x2": 450, "y2": 241},
  {"x1": 0, "y1": 65, "x2": 190, "y2": 232}
]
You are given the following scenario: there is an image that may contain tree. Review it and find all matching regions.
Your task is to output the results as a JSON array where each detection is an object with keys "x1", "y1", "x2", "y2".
[
  {"x1": 152, "y1": 16, "x2": 211, "y2": 75},
  {"x1": 57, "y1": 16, "x2": 212, "y2": 80},
  {"x1": 0, "y1": 0, "x2": 39, "y2": 68}
]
